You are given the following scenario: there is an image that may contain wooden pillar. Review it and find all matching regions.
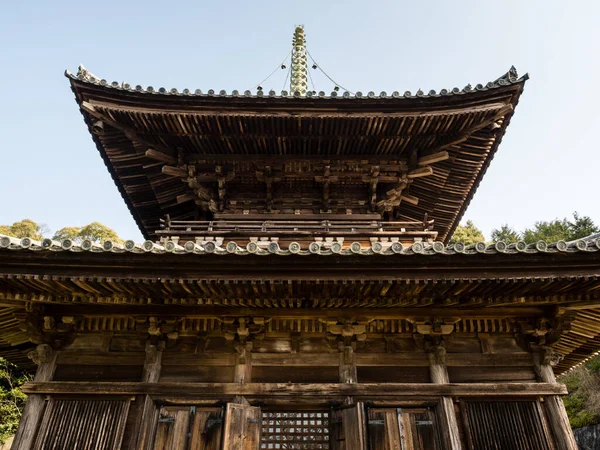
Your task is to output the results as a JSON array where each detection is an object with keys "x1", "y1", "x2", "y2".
[
  {"x1": 234, "y1": 343, "x2": 253, "y2": 383},
  {"x1": 131, "y1": 341, "x2": 164, "y2": 450},
  {"x1": 428, "y1": 344, "x2": 462, "y2": 450},
  {"x1": 534, "y1": 348, "x2": 577, "y2": 450},
  {"x1": 11, "y1": 344, "x2": 57, "y2": 450},
  {"x1": 339, "y1": 345, "x2": 357, "y2": 384}
]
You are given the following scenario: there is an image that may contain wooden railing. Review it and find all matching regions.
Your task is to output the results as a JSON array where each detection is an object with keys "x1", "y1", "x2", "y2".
[{"x1": 157, "y1": 215, "x2": 436, "y2": 237}]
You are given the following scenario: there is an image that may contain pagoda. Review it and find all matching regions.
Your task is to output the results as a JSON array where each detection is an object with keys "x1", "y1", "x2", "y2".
[{"x1": 2, "y1": 26, "x2": 599, "y2": 449}]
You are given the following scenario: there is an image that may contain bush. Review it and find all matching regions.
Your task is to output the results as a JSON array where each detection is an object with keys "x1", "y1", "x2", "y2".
[
  {"x1": 0, "y1": 358, "x2": 31, "y2": 444},
  {"x1": 562, "y1": 355, "x2": 600, "y2": 429}
]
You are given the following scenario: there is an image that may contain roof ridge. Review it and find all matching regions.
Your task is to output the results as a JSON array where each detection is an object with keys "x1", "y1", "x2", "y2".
[
  {"x1": 1, "y1": 235, "x2": 598, "y2": 257},
  {"x1": 65, "y1": 65, "x2": 528, "y2": 101}
]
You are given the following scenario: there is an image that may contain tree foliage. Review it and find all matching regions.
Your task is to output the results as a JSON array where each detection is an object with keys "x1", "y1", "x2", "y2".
[
  {"x1": 490, "y1": 212, "x2": 599, "y2": 244},
  {"x1": 53, "y1": 222, "x2": 122, "y2": 244},
  {"x1": 449, "y1": 220, "x2": 485, "y2": 245},
  {"x1": 522, "y1": 218, "x2": 572, "y2": 244},
  {"x1": 0, "y1": 219, "x2": 122, "y2": 244},
  {"x1": 0, "y1": 219, "x2": 47, "y2": 241},
  {"x1": 490, "y1": 224, "x2": 521, "y2": 244},
  {"x1": 569, "y1": 212, "x2": 599, "y2": 240},
  {"x1": 562, "y1": 355, "x2": 600, "y2": 429},
  {"x1": 0, "y1": 358, "x2": 31, "y2": 444}
]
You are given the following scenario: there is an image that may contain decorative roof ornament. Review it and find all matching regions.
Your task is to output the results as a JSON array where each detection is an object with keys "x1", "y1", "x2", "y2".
[
  {"x1": 290, "y1": 26, "x2": 309, "y2": 96},
  {"x1": 76, "y1": 65, "x2": 100, "y2": 83}
]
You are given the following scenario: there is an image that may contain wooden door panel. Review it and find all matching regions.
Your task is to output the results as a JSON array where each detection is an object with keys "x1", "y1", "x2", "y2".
[
  {"x1": 222, "y1": 402, "x2": 261, "y2": 450},
  {"x1": 331, "y1": 404, "x2": 367, "y2": 450},
  {"x1": 153, "y1": 407, "x2": 223, "y2": 450},
  {"x1": 367, "y1": 408, "x2": 402, "y2": 450},
  {"x1": 189, "y1": 409, "x2": 224, "y2": 450},
  {"x1": 367, "y1": 407, "x2": 441, "y2": 450}
]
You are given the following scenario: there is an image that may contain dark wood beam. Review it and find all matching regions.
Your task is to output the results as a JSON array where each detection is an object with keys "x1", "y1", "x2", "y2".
[{"x1": 22, "y1": 381, "x2": 567, "y2": 398}]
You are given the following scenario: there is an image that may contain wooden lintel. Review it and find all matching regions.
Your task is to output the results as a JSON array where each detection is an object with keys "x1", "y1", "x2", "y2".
[
  {"x1": 42, "y1": 305, "x2": 551, "y2": 320},
  {"x1": 22, "y1": 381, "x2": 567, "y2": 397}
]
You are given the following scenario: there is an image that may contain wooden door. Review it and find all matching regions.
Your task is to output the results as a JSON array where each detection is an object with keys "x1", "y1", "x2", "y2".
[
  {"x1": 367, "y1": 407, "x2": 440, "y2": 450},
  {"x1": 366, "y1": 408, "x2": 402, "y2": 450},
  {"x1": 153, "y1": 406, "x2": 223, "y2": 450},
  {"x1": 222, "y1": 401, "x2": 262, "y2": 450},
  {"x1": 330, "y1": 403, "x2": 367, "y2": 450}
]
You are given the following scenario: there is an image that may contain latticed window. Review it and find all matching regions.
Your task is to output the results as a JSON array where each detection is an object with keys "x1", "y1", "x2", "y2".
[{"x1": 261, "y1": 410, "x2": 330, "y2": 449}]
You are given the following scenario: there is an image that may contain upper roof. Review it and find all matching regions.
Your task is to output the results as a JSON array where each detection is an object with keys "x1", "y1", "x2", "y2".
[{"x1": 67, "y1": 66, "x2": 527, "y2": 241}]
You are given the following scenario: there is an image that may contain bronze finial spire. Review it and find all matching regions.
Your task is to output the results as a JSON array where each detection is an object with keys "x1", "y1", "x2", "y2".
[{"x1": 290, "y1": 26, "x2": 308, "y2": 96}]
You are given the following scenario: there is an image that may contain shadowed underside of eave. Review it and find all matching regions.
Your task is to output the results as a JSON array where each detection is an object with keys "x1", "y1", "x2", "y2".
[
  {"x1": 0, "y1": 243, "x2": 599, "y2": 373},
  {"x1": 67, "y1": 69, "x2": 527, "y2": 242}
]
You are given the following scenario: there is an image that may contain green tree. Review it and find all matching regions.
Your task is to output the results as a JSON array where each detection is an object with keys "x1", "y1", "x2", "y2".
[
  {"x1": 491, "y1": 224, "x2": 521, "y2": 243},
  {"x1": 568, "y1": 212, "x2": 599, "y2": 240},
  {"x1": 562, "y1": 355, "x2": 600, "y2": 428},
  {"x1": 521, "y1": 212, "x2": 599, "y2": 243},
  {"x1": 0, "y1": 358, "x2": 31, "y2": 444},
  {"x1": 0, "y1": 219, "x2": 47, "y2": 240},
  {"x1": 522, "y1": 218, "x2": 571, "y2": 244},
  {"x1": 53, "y1": 221, "x2": 122, "y2": 243},
  {"x1": 449, "y1": 220, "x2": 485, "y2": 245}
]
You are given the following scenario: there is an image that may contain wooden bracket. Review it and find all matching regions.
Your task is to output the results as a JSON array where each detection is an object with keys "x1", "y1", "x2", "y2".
[
  {"x1": 17, "y1": 304, "x2": 79, "y2": 350},
  {"x1": 321, "y1": 319, "x2": 369, "y2": 348},
  {"x1": 27, "y1": 344, "x2": 54, "y2": 365},
  {"x1": 220, "y1": 317, "x2": 269, "y2": 346},
  {"x1": 515, "y1": 315, "x2": 574, "y2": 350},
  {"x1": 408, "y1": 316, "x2": 461, "y2": 336}
]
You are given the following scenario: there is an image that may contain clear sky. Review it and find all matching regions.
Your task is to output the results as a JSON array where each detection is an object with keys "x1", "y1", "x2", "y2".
[{"x1": 1, "y1": 0, "x2": 598, "y2": 241}]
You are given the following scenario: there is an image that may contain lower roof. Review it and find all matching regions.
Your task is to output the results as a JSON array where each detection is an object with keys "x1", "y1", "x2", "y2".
[{"x1": 1, "y1": 237, "x2": 599, "y2": 374}]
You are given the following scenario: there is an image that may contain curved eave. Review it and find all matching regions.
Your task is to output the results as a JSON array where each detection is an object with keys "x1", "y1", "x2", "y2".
[{"x1": 66, "y1": 68, "x2": 527, "y2": 241}]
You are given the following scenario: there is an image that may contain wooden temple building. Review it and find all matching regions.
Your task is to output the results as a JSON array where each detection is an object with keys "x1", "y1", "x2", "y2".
[{"x1": 2, "y1": 27, "x2": 600, "y2": 449}]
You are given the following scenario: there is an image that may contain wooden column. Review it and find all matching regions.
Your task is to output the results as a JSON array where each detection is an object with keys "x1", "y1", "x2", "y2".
[
  {"x1": 339, "y1": 345, "x2": 357, "y2": 384},
  {"x1": 428, "y1": 344, "x2": 462, "y2": 450},
  {"x1": 11, "y1": 344, "x2": 57, "y2": 450},
  {"x1": 131, "y1": 341, "x2": 164, "y2": 450},
  {"x1": 534, "y1": 348, "x2": 577, "y2": 450},
  {"x1": 234, "y1": 343, "x2": 253, "y2": 384}
]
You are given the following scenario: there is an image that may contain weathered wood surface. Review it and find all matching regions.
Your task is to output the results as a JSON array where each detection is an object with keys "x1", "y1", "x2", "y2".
[
  {"x1": 222, "y1": 402, "x2": 261, "y2": 450},
  {"x1": 367, "y1": 408, "x2": 402, "y2": 450},
  {"x1": 130, "y1": 343, "x2": 163, "y2": 450},
  {"x1": 339, "y1": 346, "x2": 357, "y2": 384},
  {"x1": 461, "y1": 400, "x2": 553, "y2": 450},
  {"x1": 11, "y1": 345, "x2": 57, "y2": 450},
  {"x1": 33, "y1": 398, "x2": 130, "y2": 450},
  {"x1": 342, "y1": 403, "x2": 366, "y2": 450},
  {"x1": 153, "y1": 406, "x2": 223, "y2": 450},
  {"x1": 535, "y1": 353, "x2": 578, "y2": 450},
  {"x1": 21, "y1": 381, "x2": 567, "y2": 397},
  {"x1": 428, "y1": 346, "x2": 462, "y2": 450}
]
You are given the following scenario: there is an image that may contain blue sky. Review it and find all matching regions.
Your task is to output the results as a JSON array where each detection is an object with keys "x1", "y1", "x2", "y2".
[{"x1": 1, "y1": 1, "x2": 598, "y2": 241}]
